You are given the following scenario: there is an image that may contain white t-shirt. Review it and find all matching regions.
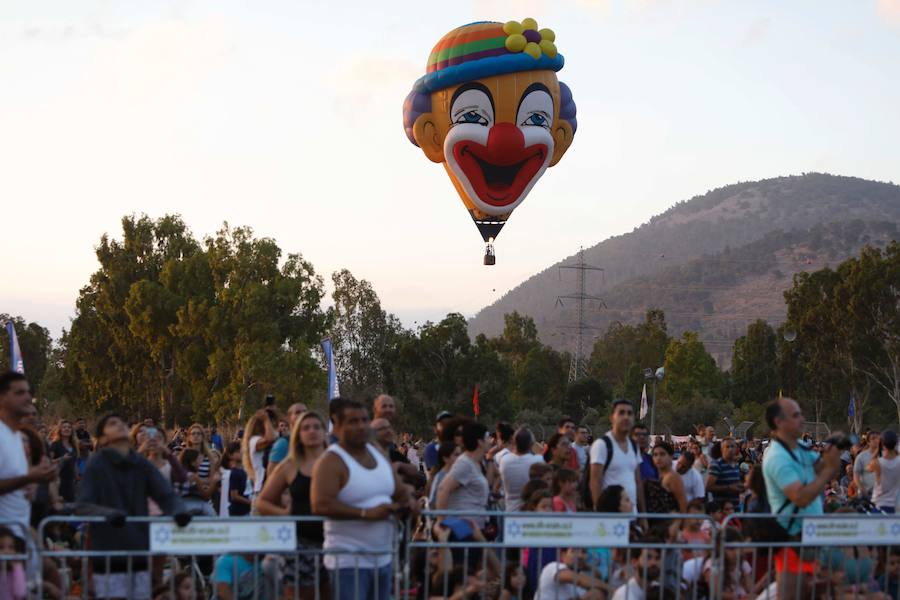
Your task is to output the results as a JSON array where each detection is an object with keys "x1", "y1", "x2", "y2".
[
  {"x1": 536, "y1": 562, "x2": 581, "y2": 600},
  {"x1": 589, "y1": 433, "x2": 640, "y2": 507},
  {"x1": 611, "y1": 578, "x2": 645, "y2": 600},
  {"x1": 0, "y1": 420, "x2": 29, "y2": 531},
  {"x1": 493, "y1": 447, "x2": 511, "y2": 468},
  {"x1": 574, "y1": 443, "x2": 589, "y2": 469},
  {"x1": 854, "y1": 449, "x2": 877, "y2": 497},
  {"x1": 873, "y1": 455, "x2": 900, "y2": 508},
  {"x1": 249, "y1": 436, "x2": 266, "y2": 493},
  {"x1": 499, "y1": 452, "x2": 544, "y2": 511},
  {"x1": 681, "y1": 467, "x2": 706, "y2": 503}
]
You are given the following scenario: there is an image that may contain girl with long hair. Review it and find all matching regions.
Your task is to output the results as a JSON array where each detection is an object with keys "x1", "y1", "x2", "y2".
[
  {"x1": 543, "y1": 433, "x2": 572, "y2": 468},
  {"x1": 646, "y1": 441, "x2": 687, "y2": 514},
  {"x1": 241, "y1": 410, "x2": 276, "y2": 498},
  {"x1": 257, "y1": 411, "x2": 329, "y2": 600},
  {"x1": 425, "y1": 442, "x2": 462, "y2": 509},
  {"x1": 137, "y1": 428, "x2": 189, "y2": 513},
  {"x1": 48, "y1": 419, "x2": 79, "y2": 503},
  {"x1": 551, "y1": 468, "x2": 579, "y2": 513},
  {"x1": 184, "y1": 422, "x2": 220, "y2": 481}
]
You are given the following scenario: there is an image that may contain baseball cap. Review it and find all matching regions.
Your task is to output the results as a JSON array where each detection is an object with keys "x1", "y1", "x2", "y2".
[{"x1": 435, "y1": 411, "x2": 453, "y2": 423}]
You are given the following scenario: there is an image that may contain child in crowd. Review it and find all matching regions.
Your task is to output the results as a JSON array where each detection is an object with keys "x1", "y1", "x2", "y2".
[
  {"x1": 522, "y1": 489, "x2": 553, "y2": 512},
  {"x1": 878, "y1": 547, "x2": 900, "y2": 599},
  {"x1": 151, "y1": 570, "x2": 195, "y2": 600},
  {"x1": 211, "y1": 553, "x2": 265, "y2": 600},
  {"x1": 703, "y1": 527, "x2": 751, "y2": 600},
  {"x1": 499, "y1": 563, "x2": 527, "y2": 600},
  {"x1": 537, "y1": 547, "x2": 606, "y2": 600},
  {"x1": 519, "y1": 479, "x2": 549, "y2": 511},
  {"x1": 223, "y1": 441, "x2": 251, "y2": 517},
  {"x1": 0, "y1": 526, "x2": 27, "y2": 600},
  {"x1": 521, "y1": 487, "x2": 557, "y2": 592},
  {"x1": 529, "y1": 462, "x2": 554, "y2": 488},
  {"x1": 552, "y1": 468, "x2": 579, "y2": 513}
]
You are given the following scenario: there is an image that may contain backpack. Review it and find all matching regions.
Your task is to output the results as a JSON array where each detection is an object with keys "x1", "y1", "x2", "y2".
[
  {"x1": 581, "y1": 433, "x2": 640, "y2": 511},
  {"x1": 744, "y1": 438, "x2": 803, "y2": 542}
]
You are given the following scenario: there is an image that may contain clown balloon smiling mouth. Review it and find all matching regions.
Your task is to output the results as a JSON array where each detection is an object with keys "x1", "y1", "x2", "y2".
[{"x1": 403, "y1": 18, "x2": 577, "y2": 264}]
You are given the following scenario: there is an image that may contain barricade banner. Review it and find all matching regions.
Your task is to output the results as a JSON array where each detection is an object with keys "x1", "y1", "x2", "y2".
[
  {"x1": 801, "y1": 516, "x2": 900, "y2": 545},
  {"x1": 502, "y1": 515, "x2": 631, "y2": 547},
  {"x1": 149, "y1": 520, "x2": 297, "y2": 554}
]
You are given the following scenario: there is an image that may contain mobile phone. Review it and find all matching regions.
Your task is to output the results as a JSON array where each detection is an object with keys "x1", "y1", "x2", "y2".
[
  {"x1": 265, "y1": 393, "x2": 276, "y2": 407},
  {"x1": 146, "y1": 427, "x2": 158, "y2": 439}
]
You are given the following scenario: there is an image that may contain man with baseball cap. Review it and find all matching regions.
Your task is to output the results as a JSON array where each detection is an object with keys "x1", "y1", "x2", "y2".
[{"x1": 424, "y1": 411, "x2": 454, "y2": 475}]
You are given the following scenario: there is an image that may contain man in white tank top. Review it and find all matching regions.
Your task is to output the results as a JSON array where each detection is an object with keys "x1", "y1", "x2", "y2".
[{"x1": 312, "y1": 399, "x2": 415, "y2": 600}]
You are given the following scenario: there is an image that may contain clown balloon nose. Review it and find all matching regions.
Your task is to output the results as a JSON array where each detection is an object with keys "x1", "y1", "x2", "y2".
[{"x1": 403, "y1": 19, "x2": 577, "y2": 265}]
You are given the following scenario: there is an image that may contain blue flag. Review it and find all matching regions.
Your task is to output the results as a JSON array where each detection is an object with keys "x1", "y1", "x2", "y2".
[
  {"x1": 321, "y1": 338, "x2": 340, "y2": 401},
  {"x1": 5, "y1": 321, "x2": 24, "y2": 374},
  {"x1": 848, "y1": 393, "x2": 855, "y2": 418}
]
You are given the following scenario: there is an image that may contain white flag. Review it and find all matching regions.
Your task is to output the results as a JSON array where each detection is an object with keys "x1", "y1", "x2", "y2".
[{"x1": 640, "y1": 383, "x2": 648, "y2": 420}]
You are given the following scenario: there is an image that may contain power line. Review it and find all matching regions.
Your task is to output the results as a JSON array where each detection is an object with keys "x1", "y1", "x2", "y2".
[{"x1": 556, "y1": 247, "x2": 604, "y2": 383}]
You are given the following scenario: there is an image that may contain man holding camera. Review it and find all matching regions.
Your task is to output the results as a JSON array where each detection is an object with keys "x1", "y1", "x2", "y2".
[
  {"x1": 854, "y1": 430, "x2": 881, "y2": 499},
  {"x1": 763, "y1": 397, "x2": 842, "y2": 598}
]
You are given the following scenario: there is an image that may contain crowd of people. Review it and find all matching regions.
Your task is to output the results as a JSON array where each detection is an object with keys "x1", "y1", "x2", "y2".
[{"x1": 2, "y1": 370, "x2": 900, "y2": 599}]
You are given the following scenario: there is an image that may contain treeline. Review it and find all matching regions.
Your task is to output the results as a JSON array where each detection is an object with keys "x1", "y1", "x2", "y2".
[
  {"x1": 6, "y1": 215, "x2": 900, "y2": 436},
  {"x1": 470, "y1": 173, "x2": 900, "y2": 346}
]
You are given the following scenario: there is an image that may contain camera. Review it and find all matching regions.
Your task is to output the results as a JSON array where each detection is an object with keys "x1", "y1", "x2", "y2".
[{"x1": 264, "y1": 393, "x2": 276, "y2": 407}]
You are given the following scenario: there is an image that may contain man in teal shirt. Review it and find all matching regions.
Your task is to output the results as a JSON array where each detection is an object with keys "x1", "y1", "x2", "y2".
[
  {"x1": 266, "y1": 403, "x2": 307, "y2": 476},
  {"x1": 762, "y1": 397, "x2": 841, "y2": 597}
]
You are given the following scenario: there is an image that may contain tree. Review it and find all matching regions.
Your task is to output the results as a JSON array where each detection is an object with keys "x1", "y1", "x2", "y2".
[
  {"x1": 784, "y1": 266, "x2": 873, "y2": 433},
  {"x1": 0, "y1": 314, "x2": 52, "y2": 394},
  {"x1": 836, "y1": 243, "x2": 900, "y2": 428},
  {"x1": 63, "y1": 215, "x2": 328, "y2": 424},
  {"x1": 730, "y1": 320, "x2": 777, "y2": 407},
  {"x1": 326, "y1": 269, "x2": 403, "y2": 400},
  {"x1": 562, "y1": 377, "x2": 611, "y2": 422},
  {"x1": 480, "y1": 312, "x2": 567, "y2": 416},
  {"x1": 662, "y1": 331, "x2": 722, "y2": 404},
  {"x1": 588, "y1": 309, "x2": 669, "y2": 401}
]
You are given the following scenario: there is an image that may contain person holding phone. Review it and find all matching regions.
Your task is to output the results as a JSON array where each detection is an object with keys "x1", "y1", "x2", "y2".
[{"x1": 49, "y1": 419, "x2": 80, "y2": 503}]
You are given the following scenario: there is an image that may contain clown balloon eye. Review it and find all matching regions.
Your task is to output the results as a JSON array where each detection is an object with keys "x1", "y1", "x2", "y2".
[
  {"x1": 521, "y1": 113, "x2": 549, "y2": 128},
  {"x1": 516, "y1": 88, "x2": 553, "y2": 130},
  {"x1": 450, "y1": 87, "x2": 494, "y2": 127},
  {"x1": 456, "y1": 111, "x2": 489, "y2": 126}
]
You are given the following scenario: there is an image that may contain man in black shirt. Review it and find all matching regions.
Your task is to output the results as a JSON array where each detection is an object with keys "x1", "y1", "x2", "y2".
[{"x1": 77, "y1": 412, "x2": 188, "y2": 600}]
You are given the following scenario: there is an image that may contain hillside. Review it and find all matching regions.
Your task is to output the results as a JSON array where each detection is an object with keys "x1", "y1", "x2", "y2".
[{"x1": 468, "y1": 174, "x2": 900, "y2": 367}]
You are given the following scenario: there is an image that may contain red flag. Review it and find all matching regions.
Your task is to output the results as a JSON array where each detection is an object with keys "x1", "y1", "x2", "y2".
[{"x1": 473, "y1": 384, "x2": 480, "y2": 417}]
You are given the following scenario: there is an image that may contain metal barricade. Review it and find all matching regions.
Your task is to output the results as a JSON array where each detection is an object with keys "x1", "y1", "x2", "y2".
[
  {"x1": 404, "y1": 510, "x2": 719, "y2": 600},
  {"x1": 38, "y1": 514, "x2": 403, "y2": 600},
  {"x1": 721, "y1": 512, "x2": 900, "y2": 599}
]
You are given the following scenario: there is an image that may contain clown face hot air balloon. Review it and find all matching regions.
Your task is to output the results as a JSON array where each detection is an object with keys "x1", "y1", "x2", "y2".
[{"x1": 403, "y1": 19, "x2": 577, "y2": 264}]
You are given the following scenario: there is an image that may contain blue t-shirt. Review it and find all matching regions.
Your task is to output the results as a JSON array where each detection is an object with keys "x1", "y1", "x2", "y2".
[
  {"x1": 228, "y1": 468, "x2": 251, "y2": 517},
  {"x1": 212, "y1": 554, "x2": 263, "y2": 600},
  {"x1": 708, "y1": 458, "x2": 742, "y2": 505},
  {"x1": 424, "y1": 441, "x2": 440, "y2": 471},
  {"x1": 639, "y1": 452, "x2": 658, "y2": 481},
  {"x1": 763, "y1": 440, "x2": 822, "y2": 535},
  {"x1": 268, "y1": 436, "x2": 289, "y2": 465}
]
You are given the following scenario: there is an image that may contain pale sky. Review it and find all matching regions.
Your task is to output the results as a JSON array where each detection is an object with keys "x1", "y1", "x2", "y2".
[{"x1": 2, "y1": 0, "x2": 900, "y2": 338}]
